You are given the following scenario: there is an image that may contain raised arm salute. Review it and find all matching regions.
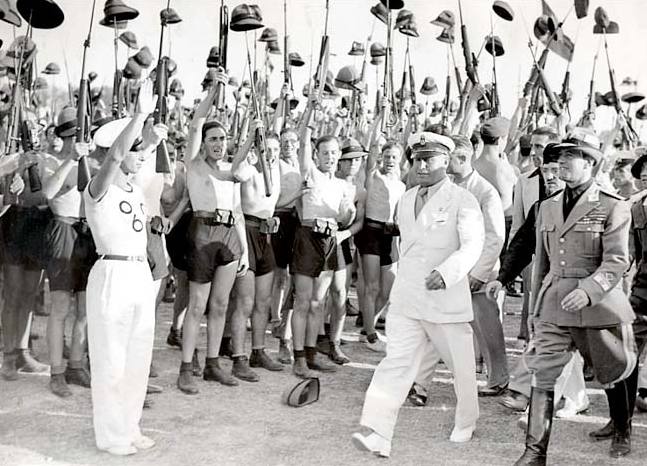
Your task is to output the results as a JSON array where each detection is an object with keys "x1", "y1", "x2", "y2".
[{"x1": 83, "y1": 79, "x2": 159, "y2": 456}]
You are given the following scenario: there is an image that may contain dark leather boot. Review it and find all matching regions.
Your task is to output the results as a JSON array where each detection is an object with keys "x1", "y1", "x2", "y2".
[
  {"x1": 203, "y1": 357, "x2": 238, "y2": 386},
  {"x1": 609, "y1": 366, "x2": 638, "y2": 458},
  {"x1": 305, "y1": 346, "x2": 337, "y2": 373},
  {"x1": 166, "y1": 327, "x2": 182, "y2": 348},
  {"x1": 177, "y1": 362, "x2": 199, "y2": 394},
  {"x1": 589, "y1": 419, "x2": 615, "y2": 441},
  {"x1": 232, "y1": 355, "x2": 259, "y2": 382},
  {"x1": 514, "y1": 387, "x2": 554, "y2": 466}
]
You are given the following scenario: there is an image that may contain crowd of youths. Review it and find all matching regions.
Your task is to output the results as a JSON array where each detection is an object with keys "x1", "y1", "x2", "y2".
[{"x1": 1, "y1": 0, "x2": 647, "y2": 464}]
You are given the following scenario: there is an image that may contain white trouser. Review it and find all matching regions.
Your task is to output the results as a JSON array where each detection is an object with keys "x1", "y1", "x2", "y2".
[
  {"x1": 557, "y1": 351, "x2": 588, "y2": 408},
  {"x1": 360, "y1": 313, "x2": 478, "y2": 441},
  {"x1": 86, "y1": 260, "x2": 154, "y2": 450}
]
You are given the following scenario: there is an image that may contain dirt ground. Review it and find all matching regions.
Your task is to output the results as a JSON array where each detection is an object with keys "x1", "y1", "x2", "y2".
[{"x1": 1, "y1": 292, "x2": 646, "y2": 466}]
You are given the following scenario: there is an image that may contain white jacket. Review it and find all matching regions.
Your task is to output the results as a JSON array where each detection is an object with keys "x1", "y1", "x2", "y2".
[
  {"x1": 389, "y1": 179, "x2": 485, "y2": 324},
  {"x1": 457, "y1": 171, "x2": 506, "y2": 282}
]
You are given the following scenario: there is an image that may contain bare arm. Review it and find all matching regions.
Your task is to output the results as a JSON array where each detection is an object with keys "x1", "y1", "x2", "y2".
[
  {"x1": 298, "y1": 125, "x2": 315, "y2": 177},
  {"x1": 42, "y1": 140, "x2": 75, "y2": 199},
  {"x1": 186, "y1": 86, "x2": 218, "y2": 162},
  {"x1": 88, "y1": 80, "x2": 156, "y2": 200}
]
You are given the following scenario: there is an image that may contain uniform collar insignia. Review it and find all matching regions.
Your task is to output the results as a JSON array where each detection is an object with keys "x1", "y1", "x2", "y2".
[{"x1": 587, "y1": 186, "x2": 599, "y2": 202}]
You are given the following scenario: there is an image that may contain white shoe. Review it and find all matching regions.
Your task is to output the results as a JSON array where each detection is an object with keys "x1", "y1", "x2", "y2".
[
  {"x1": 132, "y1": 435, "x2": 156, "y2": 450},
  {"x1": 99, "y1": 445, "x2": 137, "y2": 456},
  {"x1": 351, "y1": 432, "x2": 391, "y2": 458},
  {"x1": 365, "y1": 338, "x2": 387, "y2": 353},
  {"x1": 555, "y1": 398, "x2": 589, "y2": 418},
  {"x1": 449, "y1": 425, "x2": 475, "y2": 443}
]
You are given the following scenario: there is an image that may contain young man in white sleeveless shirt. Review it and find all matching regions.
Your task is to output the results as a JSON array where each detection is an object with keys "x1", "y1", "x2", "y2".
[
  {"x1": 291, "y1": 129, "x2": 356, "y2": 377},
  {"x1": 83, "y1": 80, "x2": 157, "y2": 456},
  {"x1": 357, "y1": 141, "x2": 406, "y2": 352},
  {"x1": 41, "y1": 110, "x2": 96, "y2": 398},
  {"x1": 177, "y1": 77, "x2": 248, "y2": 394},
  {"x1": 270, "y1": 128, "x2": 304, "y2": 364},
  {"x1": 227, "y1": 124, "x2": 284, "y2": 381}
]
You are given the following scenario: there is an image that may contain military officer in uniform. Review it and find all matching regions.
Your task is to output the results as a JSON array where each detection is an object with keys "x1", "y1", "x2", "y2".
[{"x1": 515, "y1": 129, "x2": 638, "y2": 465}]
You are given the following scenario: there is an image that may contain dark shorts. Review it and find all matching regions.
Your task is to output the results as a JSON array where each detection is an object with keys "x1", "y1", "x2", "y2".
[
  {"x1": 187, "y1": 218, "x2": 242, "y2": 283},
  {"x1": 335, "y1": 238, "x2": 353, "y2": 271},
  {"x1": 271, "y1": 209, "x2": 300, "y2": 269},
  {"x1": 165, "y1": 211, "x2": 192, "y2": 272},
  {"x1": 356, "y1": 222, "x2": 398, "y2": 266},
  {"x1": 246, "y1": 225, "x2": 276, "y2": 277},
  {"x1": 1, "y1": 206, "x2": 52, "y2": 271},
  {"x1": 44, "y1": 217, "x2": 97, "y2": 292},
  {"x1": 147, "y1": 221, "x2": 169, "y2": 281},
  {"x1": 290, "y1": 225, "x2": 338, "y2": 278}
]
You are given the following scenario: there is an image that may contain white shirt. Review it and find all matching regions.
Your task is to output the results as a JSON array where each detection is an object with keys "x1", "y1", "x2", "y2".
[{"x1": 84, "y1": 182, "x2": 147, "y2": 256}]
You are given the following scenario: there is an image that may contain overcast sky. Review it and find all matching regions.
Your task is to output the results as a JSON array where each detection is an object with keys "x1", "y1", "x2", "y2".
[{"x1": 3, "y1": 0, "x2": 647, "y2": 134}]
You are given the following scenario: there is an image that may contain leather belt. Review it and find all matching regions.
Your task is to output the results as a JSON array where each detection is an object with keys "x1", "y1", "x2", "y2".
[
  {"x1": 548, "y1": 267, "x2": 596, "y2": 279},
  {"x1": 99, "y1": 255, "x2": 146, "y2": 262},
  {"x1": 365, "y1": 218, "x2": 399, "y2": 236},
  {"x1": 54, "y1": 215, "x2": 81, "y2": 225},
  {"x1": 193, "y1": 209, "x2": 235, "y2": 227},
  {"x1": 301, "y1": 218, "x2": 339, "y2": 236}
]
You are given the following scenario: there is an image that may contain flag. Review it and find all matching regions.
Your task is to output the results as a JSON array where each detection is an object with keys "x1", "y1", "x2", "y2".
[{"x1": 537, "y1": 0, "x2": 574, "y2": 62}]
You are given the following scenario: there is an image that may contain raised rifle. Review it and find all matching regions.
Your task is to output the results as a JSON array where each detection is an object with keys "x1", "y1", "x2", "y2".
[
  {"x1": 76, "y1": 0, "x2": 98, "y2": 192},
  {"x1": 154, "y1": 1, "x2": 173, "y2": 174},
  {"x1": 458, "y1": 0, "x2": 488, "y2": 109},
  {"x1": 578, "y1": 45, "x2": 598, "y2": 127},
  {"x1": 153, "y1": 56, "x2": 171, "y2": 173},
  {"x1": 215, "y1": 0, "x2": 229, "y2": 120}
]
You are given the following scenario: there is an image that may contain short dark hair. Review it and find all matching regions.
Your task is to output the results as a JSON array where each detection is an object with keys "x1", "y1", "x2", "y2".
[
  {"x1": 481, "y1": 134, "x2": 499, "y2": 146},
  {"x1": 470, "y1": 131, "x2": 482, "y2": 149},
  {"x1": 201, "y1": 120, "x2": 227, "y2": 142},
  {"x1": 315, "y1": 134, "x2": 339, "y2": 150},
  {"x1": 280, "y1": 127, "x2": 298, "y2": 139},
  {"x1": 382, "y1": 141, "x2": 403, "y2": 155},
  {"x1": 266, "y1": 131, "x2": 280, "y2": 143}
]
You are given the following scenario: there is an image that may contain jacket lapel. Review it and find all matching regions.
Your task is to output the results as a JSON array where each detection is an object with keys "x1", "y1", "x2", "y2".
[{"x1": 560, "y1": 184, "x2": 600, "y2": 235}]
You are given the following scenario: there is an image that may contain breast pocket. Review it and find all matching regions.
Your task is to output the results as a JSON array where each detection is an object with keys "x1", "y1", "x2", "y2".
[
  {"x1": 573, "y1": 223, "x2": 604, "y2": 256},
  {"x1": 540, "y1": 223, "x2": 555, "y2": 252}
]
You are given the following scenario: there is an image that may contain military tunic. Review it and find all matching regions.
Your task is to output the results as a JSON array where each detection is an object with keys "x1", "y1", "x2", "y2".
[{"x1": 528, "y1": 183, "x2": 637, "y2": 389}]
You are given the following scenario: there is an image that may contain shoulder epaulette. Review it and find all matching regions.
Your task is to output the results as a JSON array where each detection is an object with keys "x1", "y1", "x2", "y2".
[{"x1": 598, "y1": 189, "x2": 624, "y2": 201}]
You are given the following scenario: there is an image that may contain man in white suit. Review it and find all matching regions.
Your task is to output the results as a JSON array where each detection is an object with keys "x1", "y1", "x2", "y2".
[
  {"x1": 409, "y1": 134, "x2": 507, "y2": 405},
  {"x1": 352, "y1": 133, "x2": 485, "y2": 458}
]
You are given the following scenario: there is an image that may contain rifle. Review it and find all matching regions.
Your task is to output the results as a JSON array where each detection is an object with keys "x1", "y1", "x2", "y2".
[
  {"x1": 441, "y1": 74, "x2": 451, "y2": 129},
  {"x1": 408, "y1": 58, "x2": 418, "y2": 134},
  {"x1": 578, "y1": 46, "x2": 598, "y2": 127},
  {"x1": 215, "y1": 0, "x2": 229, "y2": 122},
  {"x1": 457, "y1": 1, "x2": 483, "y2": 92},
  {"x1": 154, "y1": 57, "x2": 171, "y2": 173},
  {"x1": 245, "y1": 38, "x2": 272, "y2": 197},
  {"x1": 76, "y1": 0, "x2": 97, "y2": 192},
  {"x1": 603, "y1": 31, "x2": 638, "y2": 146},
  {"x1": 300, "y1": 0, "x2": 330, "y2": 131},
  {"x1": 154, "y1": 1, "x2": 173, "y2": 174},
  {"x1": 111, "y1": 69, "x2": 124, "y2": 118},
  {"x1": 281, "y1": 0, "x2": 291, "y2": 128}
]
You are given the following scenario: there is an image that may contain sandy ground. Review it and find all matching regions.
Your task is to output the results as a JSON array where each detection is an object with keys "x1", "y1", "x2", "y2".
[{"x1": 1, "y1": 291, "x2": 646, "y2": 466}]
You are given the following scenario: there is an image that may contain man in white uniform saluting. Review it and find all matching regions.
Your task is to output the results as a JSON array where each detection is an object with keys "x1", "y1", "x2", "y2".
[
  {"x1": 84, "y1": 80, "x2": 157, "y2": 456},
  {"x1": 352, "y1": 132, "x2": 485, "y2": 457}
]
